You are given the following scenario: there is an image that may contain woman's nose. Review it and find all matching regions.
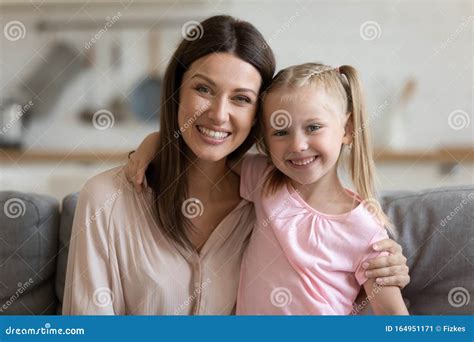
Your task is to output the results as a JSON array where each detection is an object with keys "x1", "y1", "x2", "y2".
[{"x1": 207, "y1": 97, "x2": 229, "y2": 125}]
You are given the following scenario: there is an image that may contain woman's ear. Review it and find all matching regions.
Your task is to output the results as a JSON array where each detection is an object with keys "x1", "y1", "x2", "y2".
[{"x1": 342, "y1": 112, "x2": 354, "y2": 145}]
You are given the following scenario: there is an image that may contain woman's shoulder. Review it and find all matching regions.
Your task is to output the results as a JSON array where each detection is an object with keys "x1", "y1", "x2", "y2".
[{"x1": 79, "y1": 165, "x2": 133, "y2": 207}]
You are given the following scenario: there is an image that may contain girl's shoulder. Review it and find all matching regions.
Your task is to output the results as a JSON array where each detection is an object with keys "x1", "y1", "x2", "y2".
[{"x1": 241, "y1": 153, "x2": 275, "y2": 182}]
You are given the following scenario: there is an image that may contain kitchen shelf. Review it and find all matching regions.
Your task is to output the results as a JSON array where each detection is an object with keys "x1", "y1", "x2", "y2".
[
  {"x1": 1, "y1": 147, "x2": 472, "y2": 164},
  {"x1": 0, "y1": 148, "x2": 128, "y2": 164},
  {"x1": 373, "y1": 147, "x2": 473, "y2": 164}
]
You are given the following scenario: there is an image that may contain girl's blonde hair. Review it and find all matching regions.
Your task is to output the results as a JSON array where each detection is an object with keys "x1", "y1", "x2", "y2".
[{"x1": 256, "y1": 62, "x2": 392, "y2": 230}]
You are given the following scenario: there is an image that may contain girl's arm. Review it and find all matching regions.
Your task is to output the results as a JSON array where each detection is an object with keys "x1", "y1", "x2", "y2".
[
  {"x1": 363, "y1": 279, "x2": 409, "y2": 315},
  {"x1": 125, "y1": 132, "x2": 160, "y2": 192}
]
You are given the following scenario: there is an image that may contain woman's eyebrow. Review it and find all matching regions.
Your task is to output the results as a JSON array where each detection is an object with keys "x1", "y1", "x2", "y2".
[
  {"x1": 191, "y1": 73, "x2": 216, "y2": 86},
  {"x1": 191, "y1": 73, "x2": 257, "y2": 96},
  {"x1": 234, "y1": 88, "x2": 258, "y2": 96}
]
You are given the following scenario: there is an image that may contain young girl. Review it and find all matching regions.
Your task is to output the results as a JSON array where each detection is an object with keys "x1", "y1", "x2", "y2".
[{"x1": 126, "y1": 63, "x2": 409, "y2": 315}]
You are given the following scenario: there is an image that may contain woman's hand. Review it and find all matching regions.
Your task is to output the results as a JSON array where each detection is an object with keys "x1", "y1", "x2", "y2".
[
  {"x1": 124, "y1": 132, "x2": 160, "y2": 192},
  {"x1": 363, "y1": 239, "x2": 410, "y2": 288}
]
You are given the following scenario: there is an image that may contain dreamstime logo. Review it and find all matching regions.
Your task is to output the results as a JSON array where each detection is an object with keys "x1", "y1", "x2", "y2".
[
  {"x1": 174, "y1": 278, "x2": 212, "y2": 314},
  {"x1": 84, "y1": 11, "x2": 122, "y2": 50},
  {"x1": 3, "y1": 198, "x2": 26, "y2": 218},
  {"x1": 181, "y1": 198, "x2": 204, "y2": 218},
  {"x1": 448, "y1": 110, "x2": 470, "y2": 130},
  {"x1": 434, "y1": 16, "x2": 473, "y2": 55},
  {"x1": 359, "y1": 21, "x2": 381, "y2": 41},
  {"x1": 352, "y1": 99, "x2": 389, "y2": 137},
  {"x1": 174, "y1": 103, "x2": 209, "y2": 138},
  {"x1": 262, "y1": 11, "x2": 300, "y2": 49},
  {"x1": 351, "y1": 283, "x2": 383, "y2": 314},
  {"x1": 93, "y1": 287, "x2": 114, "y2": 308},
  {"x1": 448, "y1": 287, "x2": 470, "y2": 308},
  {"x1": 0, "y1": 278, "x2": 34, "y2": 313},
  {"x1": 440, "y1": 193, "x2": 474, "y2": 227},
  {"x1": 270, "y1": 287, "x2": 292, "y2": 308},
  {"x1": 0, "y1": 101, "x2": 34, "y2": 135},
  {"x1": 4, "y1": 20, "x2": 26, "y2": 41},
  {"x1": 181, "y1": 21, "x2": 204, "y2": 41},
  {"x1": 92, "y1": 110, "x2": 115, "y2": 130},
  {"x1": 262, "y1": 189, "x2": 300, "y2": 227},
  {"x1": 270, "y1": 109, "x2": 292, "y2": 130},
  {"x1": 86, "y1": 189, "x2": 122, "y2": 225}
]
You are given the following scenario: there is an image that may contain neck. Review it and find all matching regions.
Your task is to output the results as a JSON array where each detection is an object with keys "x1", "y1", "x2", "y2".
[
  {"x1": 293, "y1": 166, "x2": 354, "y2": 213},
  {"x1": 187, "y1": 157, "x2": 231, "y2": 199}
]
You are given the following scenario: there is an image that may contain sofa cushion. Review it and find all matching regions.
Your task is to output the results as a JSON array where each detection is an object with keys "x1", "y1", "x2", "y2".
[
  {"x1": 381, "y1": 186, "x2": 474, "y2": 315},
  {"x1": 0, "y1": 191, "x2": 60, "y2": 315},
  {"x1": 55, "y1": 192, "x2": 79, "y2": 314}
]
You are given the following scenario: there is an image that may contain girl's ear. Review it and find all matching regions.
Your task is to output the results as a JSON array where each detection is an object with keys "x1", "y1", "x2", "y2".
[{"x1": 342, "y1": 112, "x2": 354, "y2": 145}]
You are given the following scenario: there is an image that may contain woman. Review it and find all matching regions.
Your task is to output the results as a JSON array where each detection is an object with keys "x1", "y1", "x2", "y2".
[{"x1": 63, "y1": 15, "x2": 409, "y2": 315}]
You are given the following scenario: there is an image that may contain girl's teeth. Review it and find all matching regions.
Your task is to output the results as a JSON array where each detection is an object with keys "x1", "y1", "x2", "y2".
[
  {"x1": 198, "y1": 126, "x2": 230, "y2": 140},
  {"x1": 290, "y1": 157, "x2": 316, "y2": 166}
]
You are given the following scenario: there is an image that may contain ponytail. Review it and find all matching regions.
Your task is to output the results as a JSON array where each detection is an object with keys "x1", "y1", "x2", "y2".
[{"x1": 339, "y1": 65, "x2": 393, "y2": 232}]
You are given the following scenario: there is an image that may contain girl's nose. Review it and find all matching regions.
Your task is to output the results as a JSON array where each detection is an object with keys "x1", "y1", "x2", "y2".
[
  {"x1": 290, "y1": 132, "x2": 309, "y2": 152},
  {"x1": 207, "y1": 97, "x2": 229, "y2": 125}
]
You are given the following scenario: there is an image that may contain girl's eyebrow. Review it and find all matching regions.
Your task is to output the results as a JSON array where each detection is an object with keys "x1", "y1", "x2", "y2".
[
  {"x1": 191, "y1": 73, "x2": 258, "y2": 96},
  {"x1": 304, "y1": 117, "x2": 326, "y2": 123}
]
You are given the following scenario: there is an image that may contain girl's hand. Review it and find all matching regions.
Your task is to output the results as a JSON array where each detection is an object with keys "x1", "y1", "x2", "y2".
[
  {"x1": 363, "y1": 239, "x2": 410, "y2": 288},
  {"x1": 124, "y1": 132, "x2": 160, "y2": 192}
]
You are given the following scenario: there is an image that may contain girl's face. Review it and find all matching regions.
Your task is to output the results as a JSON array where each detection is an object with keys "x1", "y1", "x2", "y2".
[
  {"x1": 263, "y1": 84, "x2": 352, "y2": 186},
  {"x1": 178, "y1": 52, "x2": 262, "y2": 162}
]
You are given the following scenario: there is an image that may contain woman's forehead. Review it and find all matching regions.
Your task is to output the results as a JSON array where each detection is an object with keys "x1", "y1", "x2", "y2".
[{"x1": 185, "y1": 52, "x2": 262, "y2": 92}]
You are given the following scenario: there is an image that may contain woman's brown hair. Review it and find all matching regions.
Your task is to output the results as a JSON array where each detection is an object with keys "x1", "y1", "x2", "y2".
[{"x1": 146, "y1": 15, "x2": 276, "y2": 249}]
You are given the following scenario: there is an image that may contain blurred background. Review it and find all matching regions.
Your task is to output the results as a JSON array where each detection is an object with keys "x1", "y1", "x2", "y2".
[{"x1": 0, "y1": 0, "x2": 472, "y2": 200}]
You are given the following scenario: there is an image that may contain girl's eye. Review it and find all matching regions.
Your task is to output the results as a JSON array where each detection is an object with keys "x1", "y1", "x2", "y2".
[
  {"x1": 234, "y1": 95, "x2": 252, "y2": 104},
  {"x1": 273, "y1": 130, "x2": 288, "y2": 137},
  {"x1": 308, "y1": 124, "x2": 321, "y2": 132}
]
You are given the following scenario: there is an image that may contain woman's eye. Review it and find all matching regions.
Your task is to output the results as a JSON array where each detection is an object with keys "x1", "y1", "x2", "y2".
[
  {"x1": 308, "y1": 124, "x2": 321, "y2": 132},
  {"x1": 195, "y1": 85, "x2": 211, "y2": 94},
  {"x1": 234, "y1": 95, "x2": 251, "y2": 104}
]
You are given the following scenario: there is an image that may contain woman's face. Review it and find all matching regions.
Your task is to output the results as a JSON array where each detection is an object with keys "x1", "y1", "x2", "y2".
[{"x1": 177, "y1": 52, "x2": 262, "y2": 162}]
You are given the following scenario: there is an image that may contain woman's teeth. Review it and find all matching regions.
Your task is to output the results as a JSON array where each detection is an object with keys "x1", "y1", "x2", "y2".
[
  {"x1": 197, "y1": 126, "x2": 230, "y2": 140},
  {"x1": 289, "y1": 156, "x2": 316, "y2": 166}
]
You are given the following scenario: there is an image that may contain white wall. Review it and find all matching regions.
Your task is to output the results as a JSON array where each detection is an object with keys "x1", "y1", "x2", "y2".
[
  {"x1": 1, "y1": 0, "x2": 472, "y2": 149},
  {"x1": 0, "y1": 0, "x2": 472, "y2": 198}
]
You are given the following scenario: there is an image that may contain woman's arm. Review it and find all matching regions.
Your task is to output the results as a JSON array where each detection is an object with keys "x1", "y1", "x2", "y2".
[
  {"x1": 363, "y1": 279, "x2": 409, "y2": 315},
  {"x1": 363, "y1": 239, "x2": 410, "y2": 288}
]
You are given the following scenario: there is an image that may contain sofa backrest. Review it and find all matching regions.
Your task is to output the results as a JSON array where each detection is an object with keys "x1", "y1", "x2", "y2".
[
  {"x1": 380, "y1": 186, "x2": 473, "y2": 315},
  {"x1": 0, "y1": 191, "x2": 60, "y2": 315}
]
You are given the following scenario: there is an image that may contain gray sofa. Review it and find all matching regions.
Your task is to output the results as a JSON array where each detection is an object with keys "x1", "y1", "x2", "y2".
[{"x1": 0, "y1": 186, "x2": 473, "y2": 315}]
